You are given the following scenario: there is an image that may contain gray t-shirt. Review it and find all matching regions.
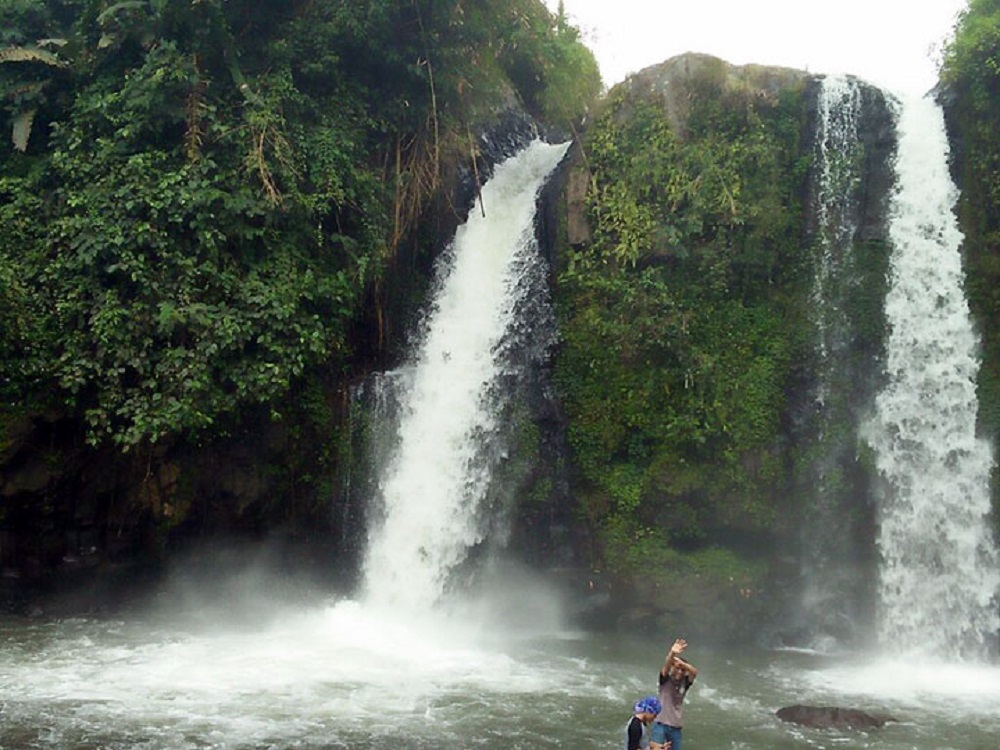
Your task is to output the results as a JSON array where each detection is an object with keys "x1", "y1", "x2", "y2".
[{"x1": 655, "y1": 671, "x2": 693, "y2": 728}]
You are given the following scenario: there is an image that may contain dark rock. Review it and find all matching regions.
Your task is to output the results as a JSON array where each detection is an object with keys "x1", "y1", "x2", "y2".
[
  {"x1": 563, "y1": 149, "x2": 591, "y2": 247},
  {"x1": 776, "y1": 704, "x2": 897, "y2": 730}
]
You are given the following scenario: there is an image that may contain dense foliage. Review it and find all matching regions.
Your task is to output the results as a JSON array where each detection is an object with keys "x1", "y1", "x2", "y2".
[
  {"x1": 0, "y1": 0, "x2": 600, "y2": 450},
  {"x1": 553, "y1": 66, "x2": 812, "y2": 581},
  {"x1": 942, "y1": 0, "x2": 1000, "y2": 473}
]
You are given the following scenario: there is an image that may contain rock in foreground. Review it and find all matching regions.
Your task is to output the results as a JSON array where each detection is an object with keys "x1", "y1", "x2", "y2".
[{"x1": 775, "y1": 704, "x2": 897, "y2": 730}]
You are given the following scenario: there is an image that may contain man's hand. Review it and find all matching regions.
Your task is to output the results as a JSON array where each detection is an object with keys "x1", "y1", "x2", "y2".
[{"x1": 662, "y1": 637, "x2": 689, "y2": 676}]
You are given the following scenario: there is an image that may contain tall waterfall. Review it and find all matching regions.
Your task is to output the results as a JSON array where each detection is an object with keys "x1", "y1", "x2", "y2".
[
  {"x1": 361, "y1": 140, "x2": 569, "y2": 613},
  {"x1": 866, "y1": 94, "x2": 1000, "y2": 657}
]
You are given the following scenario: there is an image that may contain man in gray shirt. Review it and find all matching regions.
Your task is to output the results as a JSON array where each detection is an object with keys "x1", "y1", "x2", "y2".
[{"x1": 650, "y1": 637, "x2": 698, "y2": 750}]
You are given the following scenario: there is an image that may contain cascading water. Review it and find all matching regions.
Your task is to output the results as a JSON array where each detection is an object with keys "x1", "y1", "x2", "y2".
[
  {"x1": 799, "y1": 74, "x2": 870, "y2": 647},
  {"x1": 812, "y1": 75, "x2": 863, "y2": 360},
  {"x1": 361, "y1": 139, "x2": 569, "y2": 613},
  {"x1": 865, "y1": 93, "x2": 1000, "y2": 658}
]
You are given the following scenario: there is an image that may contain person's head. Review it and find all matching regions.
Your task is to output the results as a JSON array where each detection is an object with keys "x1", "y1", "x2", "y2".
[{"x1": 633, "y1": 696, "x2": 662, "y2": 723}]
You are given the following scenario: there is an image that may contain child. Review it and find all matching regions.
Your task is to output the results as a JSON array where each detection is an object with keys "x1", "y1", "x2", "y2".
[{"x1": 625, "y1": 696, "x2": 669, "y2": 750}]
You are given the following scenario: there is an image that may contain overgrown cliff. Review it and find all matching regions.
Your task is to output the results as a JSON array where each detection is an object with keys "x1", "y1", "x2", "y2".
[
  {"x1": 0, "y1": 0, "x2": 600, "y2": 610},
  {"x1": 548, "y1": 53, "x2": 897, "y2": 641},
  {"x1": 940, "y1": 0, "x2": 1000, "y2": 507}
]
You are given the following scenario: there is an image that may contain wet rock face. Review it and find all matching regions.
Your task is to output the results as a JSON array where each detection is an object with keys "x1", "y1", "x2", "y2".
[{"x1": 775, "y1": 704, "x2": 897, "y2": 730}]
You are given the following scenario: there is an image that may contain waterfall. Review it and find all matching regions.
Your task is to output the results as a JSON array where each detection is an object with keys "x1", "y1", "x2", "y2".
[
  {"x1": 865, "y1": 94, "x2": 1000, "y2": 658},
  {"x1": 360, "y1": 140, "x2": 569, "y2": 613},
  {"x1": 812, "y1": 75, "x2": 863, "y2": 370},
  {"x1": 799, "y1": 74, "x2": 871, "y2": 647}
]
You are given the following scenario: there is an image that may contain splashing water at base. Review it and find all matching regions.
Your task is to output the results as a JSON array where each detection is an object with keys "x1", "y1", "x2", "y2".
[
  {"x1": 0, "y1": 602, "x2": 596, "y2": 750},
  {"x1": 864, "y1": 93, "x2": 1000, "y2": 658},
  {"x1": 3, "y1": 606, "x2": 1000, "y2": 750}
]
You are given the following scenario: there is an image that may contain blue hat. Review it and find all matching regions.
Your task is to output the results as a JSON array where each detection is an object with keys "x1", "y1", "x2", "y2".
[{"x1": 633, "y1": 696, "x2": 662, "y2": 715}]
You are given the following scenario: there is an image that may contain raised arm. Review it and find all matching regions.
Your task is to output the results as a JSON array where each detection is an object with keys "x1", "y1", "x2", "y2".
[{"x1": 660, "y1": 638, "x2": 687, "y2": 676}]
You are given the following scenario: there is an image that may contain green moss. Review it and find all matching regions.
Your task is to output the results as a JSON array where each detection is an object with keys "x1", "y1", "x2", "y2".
[
  {"x1": 941, "y1": 0, "x2": 1000, "y2": 525},
  {"x1": 554, "y1": 69, "x2": 812, "y2": 572},
  {"x1": 0, "y1": 0, "x2": 599, "y2": 451}
]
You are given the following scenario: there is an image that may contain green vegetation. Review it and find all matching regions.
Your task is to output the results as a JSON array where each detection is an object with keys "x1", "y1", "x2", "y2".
[
  {"x1": 553, "y1": 68, "x2": 812, "y2": 578},
  {"x1": 0, "y1": 0, "x2": 600, "y2": 452},
  {"x1": 11, "y1": 0, "x2": 994, "y2": 606},
  {"x1": 941, "y1": 0, "x2": 1000, "y2": 517}
]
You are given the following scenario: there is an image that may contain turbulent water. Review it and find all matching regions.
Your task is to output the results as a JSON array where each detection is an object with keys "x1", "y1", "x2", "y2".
[
  {"x1": 865, "y1": 94, "x2": 1000, "y2": 657},
  {"x1": 2, "y1": 602, "x2": 1000, "y2": 749}
]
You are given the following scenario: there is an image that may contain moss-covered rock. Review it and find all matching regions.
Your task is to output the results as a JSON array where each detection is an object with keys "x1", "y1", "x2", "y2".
[{"x1": 550, "y1": 54, "x2": 898, "y2": 642}]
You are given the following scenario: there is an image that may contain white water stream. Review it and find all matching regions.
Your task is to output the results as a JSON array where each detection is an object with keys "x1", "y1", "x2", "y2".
[
  {"x1": 865, "y1": 94, "x2": 1000, "y2": 657},
  {"x1": 812, "y1": 74, "x2": 862, "y2": 370},
  {"x1": 361, "y1": 139, "x2": 569, "y2": 613},
  {"x1": 799, "y1": 75, "x2": 867, "y2": 647}
]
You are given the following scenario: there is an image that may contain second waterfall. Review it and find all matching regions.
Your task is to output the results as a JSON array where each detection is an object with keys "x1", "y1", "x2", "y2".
[{"x1": 865, "y1": 94, "x2": 1000, "y2": 658}]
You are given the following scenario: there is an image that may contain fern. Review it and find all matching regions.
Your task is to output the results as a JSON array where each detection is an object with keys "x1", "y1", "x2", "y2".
[
  {"x1": 0, "y1": 45, "x2": 67, "y2": 67},
  {"x1": 11, "y1": 108, "x2": 35, "y2": 152},
  {"x1": 96, "y1": 2, "x2": 151, "y2": 25},
  {"x1": 1, "y1": 44, "x2": 66, "y2": 152}
]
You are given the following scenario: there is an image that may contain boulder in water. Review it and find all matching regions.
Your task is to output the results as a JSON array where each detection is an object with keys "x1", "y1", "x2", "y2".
[{"x1": 775, "y1": 704, "x2": 896, "y2": 730}]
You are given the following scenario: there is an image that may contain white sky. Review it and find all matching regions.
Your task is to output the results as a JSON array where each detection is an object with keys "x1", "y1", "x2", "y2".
[{"x1": 546, "y1": 0, "x2": 969, "y2": 95}]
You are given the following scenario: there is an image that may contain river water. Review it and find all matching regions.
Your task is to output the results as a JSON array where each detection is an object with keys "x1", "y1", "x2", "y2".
[{"x1": 2, "y1": 583, "x2": 999, "y2": 750}]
